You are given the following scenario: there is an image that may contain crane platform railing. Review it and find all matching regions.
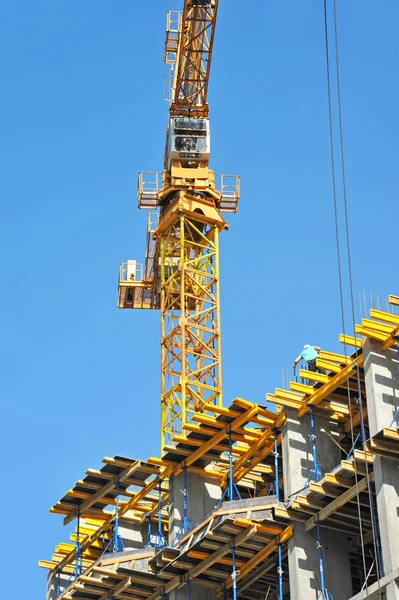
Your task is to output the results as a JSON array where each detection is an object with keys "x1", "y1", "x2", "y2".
[
  {"x1": 164, "y1": 11, "x2": 182, "y2": 103},
  {"x1": 138, "y1": 171, "x2": 240, "y2": 212},
  {"x1": 137, "y1": 172, "x2": 163, "y2": 209},
  {"x1": 118, "y1": 261, "x2": 153, "y2": 309}
]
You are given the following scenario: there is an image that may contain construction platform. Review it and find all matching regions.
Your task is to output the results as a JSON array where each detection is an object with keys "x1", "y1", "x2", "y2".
[{"x1": 40, "y1": 301, "x2": 399, "y2": 599}]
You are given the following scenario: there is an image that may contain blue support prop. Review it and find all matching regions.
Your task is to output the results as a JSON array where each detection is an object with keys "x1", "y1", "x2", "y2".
[
  {"x1": 390, "y1": 407, "x2": 399, "y2": 428},
  {"x1": 393, "y1": 335, "x2": 399, "y2": 361},
  {"x1": 102, "y1": 478, "x2": 124, "y2": 554},
  {"x1": 217, "y1": 428, "x2": 241, "y2": 507},
  {"x1": 302, "y1": 405, "x2": 323, "y2": 490},
  {"x1": 146, "y1": 480, "x2": 166, "y2": 549},
  {"x1": 346, "y1": 432, "x2": 360, "y2": 460},
  {"x1": 172, "y1": 464, "x2": 193, "y2": 546},
  {"x1": 273, "y1": 427, "x2": 281, "y2": 502},
  {"x1": 277, "y1": 542, "x2": 283, "y2": 600},
  {"x1": 186, "y1": 576, "x2": 191, "y2": 600},
  {"x1": 112, "y1": 477, "x2": 124, "y2": 552},
  {"x1": 231, "y1": 545, "x2": 238, "y2": 600},
  {"x1": 75, "y1": 508, "x2": 82, "y2": 578},
  {"x1": 309, "y1": 405, "x2": 322, "y2": 481},
  {"x1": 57, "y1": 566, "x2": 61, "y2": 597},
  {"x1": 316, "y1": 522, "x2": 334, "y2": 600}
]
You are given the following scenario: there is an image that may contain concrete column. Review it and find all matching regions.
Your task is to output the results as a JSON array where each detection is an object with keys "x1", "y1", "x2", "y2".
[
  {"x1": 282, "y1": 407, "x2": 341, "y2": 500},
  {"x1": 282, "y1": 408, "x2": 353, "y2": 600},
  {"x1": 169, "y1": 471, "x2": 221, "y2": 600},
  {"x1": 46, "y1": 571, "x2": 69, "y2": 600},
  {"x1": 119, "y1": 518, "x2": 147, "y2": 550},
  {"x1": 363, "y1": 339, "x2": 399, "y2": 599}
]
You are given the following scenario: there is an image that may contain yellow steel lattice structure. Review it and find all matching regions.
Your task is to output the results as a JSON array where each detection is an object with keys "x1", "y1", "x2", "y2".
[
  {"x1": 160, "y1": 210, "x2": 222, "y2": 448},
  {"x1": 118, "y1": 0, "x2": 239, "y2": 453}
]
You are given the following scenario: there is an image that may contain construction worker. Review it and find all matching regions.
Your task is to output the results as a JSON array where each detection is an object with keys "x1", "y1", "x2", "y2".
[{"x1": 293, "y1": 344, "x2": 325, "y2": 373}]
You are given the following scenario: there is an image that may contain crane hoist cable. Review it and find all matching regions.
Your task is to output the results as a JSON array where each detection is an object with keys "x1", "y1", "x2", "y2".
[{"x1": 322, "y1": 1, "x2": 383, "y2": 597}]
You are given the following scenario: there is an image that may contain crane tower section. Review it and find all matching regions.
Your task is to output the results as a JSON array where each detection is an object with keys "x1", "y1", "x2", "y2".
[{"x1": 118, "y1": 0, "x2": 240, "y2": 452}]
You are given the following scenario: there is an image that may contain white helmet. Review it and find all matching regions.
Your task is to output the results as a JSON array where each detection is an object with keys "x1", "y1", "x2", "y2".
[{"x1": 304, "y1": 344, "x2": 311, "y2": 349}]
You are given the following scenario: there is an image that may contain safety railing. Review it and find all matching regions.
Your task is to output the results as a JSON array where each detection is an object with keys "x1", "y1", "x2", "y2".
[
  {"x1": 147, "y1": 212, "x2": 159, "y2": 233},
  {"x1": 118, "y1": 261, "x2": 154, "y2": 309},
  {"x1": 137, "y1": 172, "x2": 163, "y2": 209},
  {"x1": 217, "y1": 174, "x2": 240, "y2": 213},
  {"x1": 119, "y1": 260, "x2": 143, "y2": 283},
  {"x1": 164, "y1": 11, "x2": 181, "y2": 64}
]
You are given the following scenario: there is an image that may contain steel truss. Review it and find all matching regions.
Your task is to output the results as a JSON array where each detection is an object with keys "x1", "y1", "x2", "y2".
[{"x1": 160, "y1": 209, "x2": 222, "y2": 448}]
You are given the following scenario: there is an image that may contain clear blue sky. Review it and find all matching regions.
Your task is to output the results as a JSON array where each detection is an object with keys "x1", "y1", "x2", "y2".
[{"x1": 1, "y1": 1, "x2": 398, "y2": 597}]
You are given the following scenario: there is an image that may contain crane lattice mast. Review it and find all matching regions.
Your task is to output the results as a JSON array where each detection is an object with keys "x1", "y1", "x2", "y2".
[{"x1": 118, "y1": 0, "x2": 240, "y2": 452}]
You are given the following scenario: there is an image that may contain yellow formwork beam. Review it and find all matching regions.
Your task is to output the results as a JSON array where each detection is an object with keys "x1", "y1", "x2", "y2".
[
  {"x1": 319, "y1": 350, "x2": 352, "y2": 365},
  {"x1": 339, "y1": 334, "x2": 362, "y2": 348}
]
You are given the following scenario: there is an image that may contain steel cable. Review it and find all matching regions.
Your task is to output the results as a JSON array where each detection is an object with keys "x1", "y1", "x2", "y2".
[
  {"x1": 322, "y1": 0, "x2": 377, "y2": 596},
  {"x1": 330, "y1": 0, "x2": 384, "y2": 593}
]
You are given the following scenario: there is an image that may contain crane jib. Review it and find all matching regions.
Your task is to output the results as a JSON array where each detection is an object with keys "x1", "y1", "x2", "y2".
[{"x1": 171, "y1": 0, "x2": 219, "y2": 116}]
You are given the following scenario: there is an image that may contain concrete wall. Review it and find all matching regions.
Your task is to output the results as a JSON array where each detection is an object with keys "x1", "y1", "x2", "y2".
[
  {"x1": 168, "y1": 471, "x2": 221, "y2": 544},
  {"x1": 282, "y1": 407, "x2": 353, "y2": 600},
  {"x1": 363, "y1": 338, "x2": 399, "y2": 599},
  {"x1": 282, "y1": 407, "x2": 341, "y2": 500},
  {"x1": 169, "y1": 471, "x2": 221, "y2": 600},
  {"x1": 119, "y1": 518, "x2": 147, "y2": 550},
  {"x1": 46, "y1": 571, "x2": 69, "y2": 600}
]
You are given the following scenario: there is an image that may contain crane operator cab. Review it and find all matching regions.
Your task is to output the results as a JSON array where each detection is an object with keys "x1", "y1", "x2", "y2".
[{"x1": 169, "y1": 117, "x2": 210, "y2": 163}]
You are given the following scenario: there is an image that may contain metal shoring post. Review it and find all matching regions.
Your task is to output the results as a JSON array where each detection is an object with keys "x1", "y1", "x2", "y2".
[
  {"x1": 157, "y1": 480, "x2": 166, "y2": 548},
  {"x1": 393, "y1": 335, "x2": 399, "y2": 362},
  {"x1": 229, "y1": 427, "x2": 234, "y2": 500},
  {"x1": 309, "y1": 405, "x2": 321, "y2": 482},
  {"x1": 74, "y1": 507, "x2": 81, "y2": 579},
  {"x1": 183, "y1": 464, "x2": 188, "y2": 534},
  {"x1": 231, "y1": 545, "x2": 238, "y2": 600},
  {"x1": 316, "y1": 522, "x2": 327, "y2": 600},
  {"x1": 272, "y1": 427, "x2": 280, "y2": 501},
  {"x1": 390, "y1": 406, "x2": 399, "y2": 427},
  {"x1": 146, "y1": 514, "x2": 151, "y2": 547},
  {"x1": 57, "y1": 565, "x2": 61, "y2": 597},
  {"x1": 112, "y1": 477, "x2": 124, "y2": 552},
  {"x1": 186, "y1": 575, "x2": 191, "y2": 600},
  {"x1": 277, "y1": 541, "x2": 283, "y2": 600}
]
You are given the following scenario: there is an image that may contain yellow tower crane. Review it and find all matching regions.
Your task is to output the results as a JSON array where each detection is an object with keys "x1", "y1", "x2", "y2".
[{"x1": 118, "y1": 0, "x2": 240, "y2": 452}]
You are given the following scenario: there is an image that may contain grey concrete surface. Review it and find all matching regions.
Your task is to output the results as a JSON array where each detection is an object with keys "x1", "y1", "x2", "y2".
[
  {"x1": 282, "y1": 408, "x2": 353, "y2": 599},
  {"x1": 168, "y1": 471, "x2": 221, "y2": 544},
  {"x1": 363, "y1": 338, "x2": 399, "y2": 598}
]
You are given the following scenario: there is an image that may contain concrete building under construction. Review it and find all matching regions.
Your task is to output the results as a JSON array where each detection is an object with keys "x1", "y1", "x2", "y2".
[{"x1": 40, "y1": 2, "x2": 399, "y2": 599}]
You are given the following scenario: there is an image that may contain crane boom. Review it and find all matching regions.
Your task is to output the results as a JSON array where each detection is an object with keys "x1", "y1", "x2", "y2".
[{"x1": 170, "y1": 0, "x2": 218, "y2": 116}]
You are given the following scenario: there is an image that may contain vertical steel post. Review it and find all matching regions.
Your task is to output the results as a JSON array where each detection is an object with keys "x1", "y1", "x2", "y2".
[
  {"x1": 158, "y1": 480, "x2": 163, "y2": 545},
  {"x1": 75, "y1": 508, "x2": 81, "y2": 579},
  {"x1": 277, "y1": 541, "x2": 283, "y2": 600},
  {"x1": 228, "y1": 427, "x2": 234, "y2": 501},
  {"x1": 147, "y1": 515, "x2": 151, "y2": 545},
  {"x1": 183, "y1": 464, "x2": 188, "y2": 534},
  {"x1": 309, "y1": 405, "x2": 320, "y2": 481},
  {"x1": 273, "y1": 427, "x2": 280, "y2": 501},
  {"x1": 316, "y1": 522, "x2": 328, "y2": 600},
  {"x1": 231, "y1": 545, "x2": 237, "y2": 600}
]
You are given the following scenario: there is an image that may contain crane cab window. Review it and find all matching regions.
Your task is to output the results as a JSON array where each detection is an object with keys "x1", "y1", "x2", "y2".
[{"x1": 170, "y1": 117, "x2": 210, "y2": 161}]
